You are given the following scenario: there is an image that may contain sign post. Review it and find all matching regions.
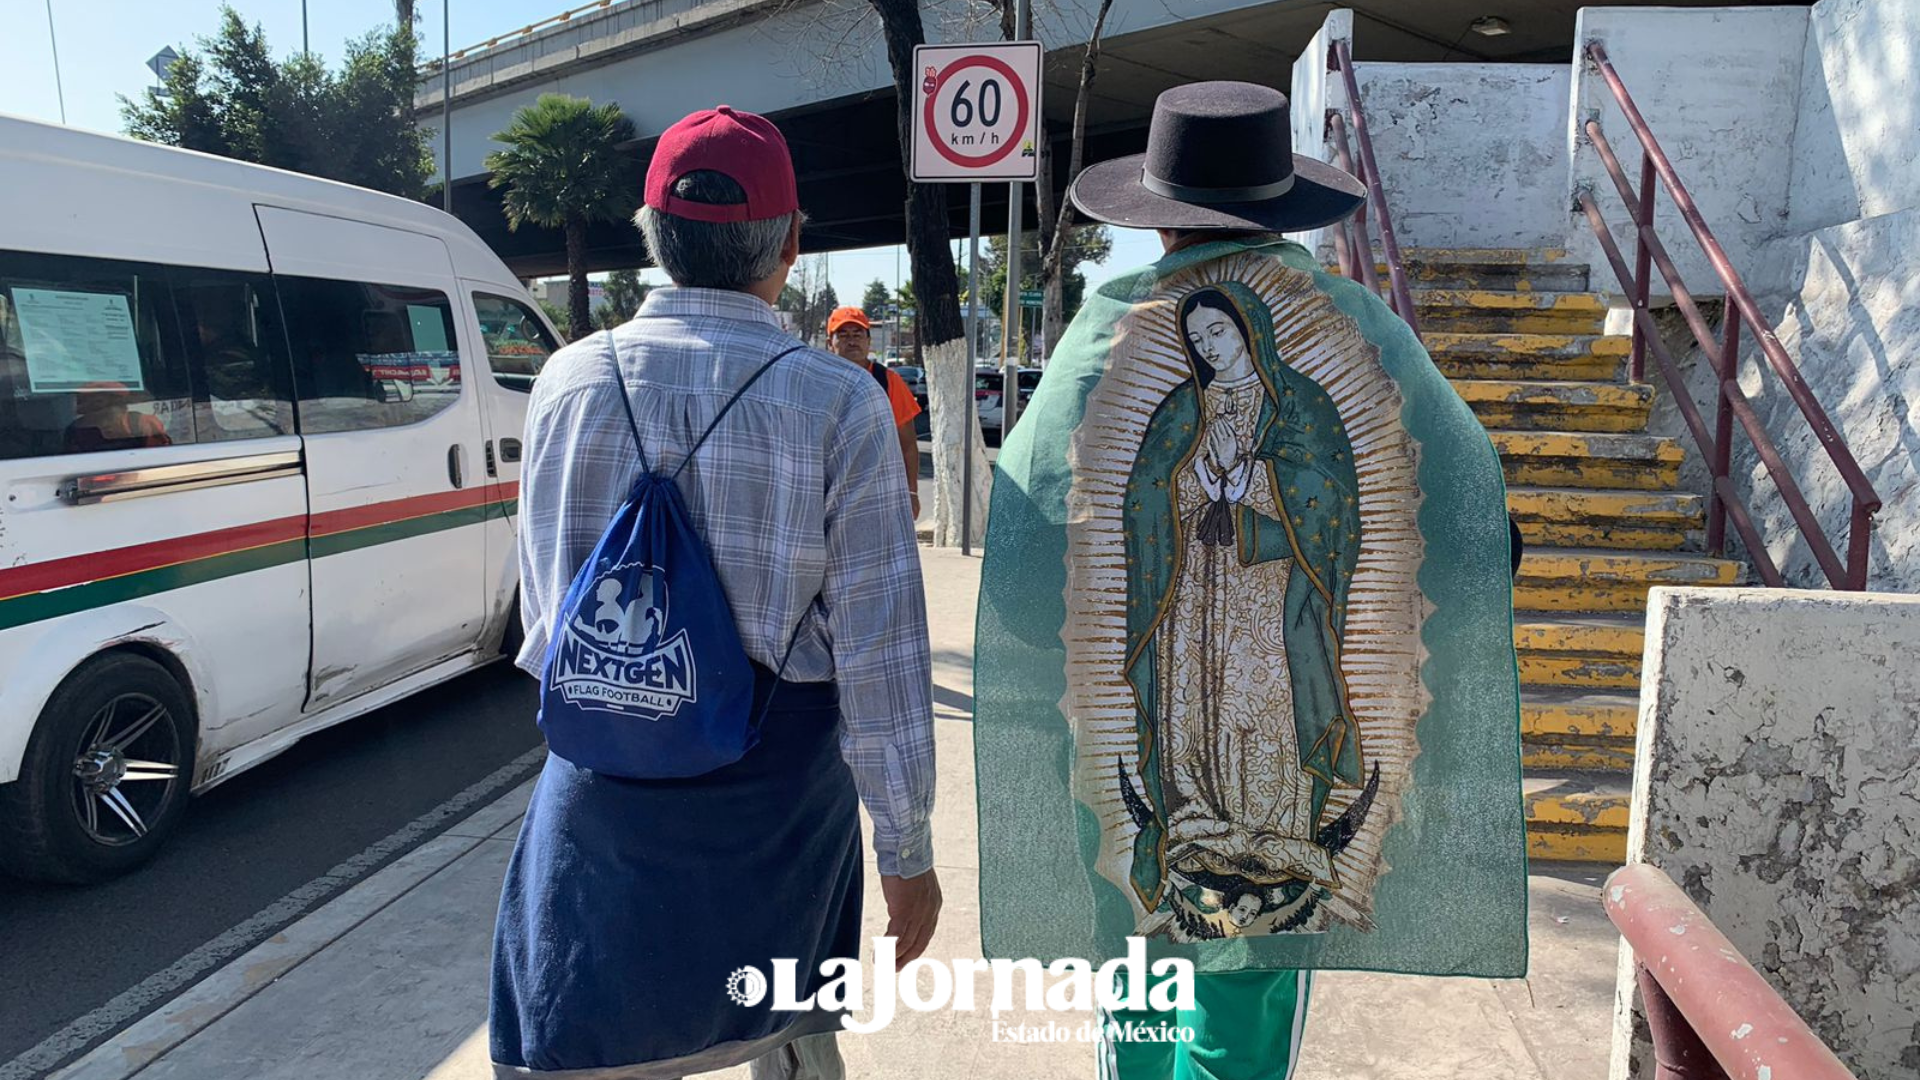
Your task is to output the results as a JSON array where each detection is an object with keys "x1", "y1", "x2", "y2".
[{"x1": 912, "y1": 41, "x2": 1042, "y2": 552}]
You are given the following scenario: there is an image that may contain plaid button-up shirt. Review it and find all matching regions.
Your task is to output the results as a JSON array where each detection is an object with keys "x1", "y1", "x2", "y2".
[{"x1": 514, "y1": 287, "x2": 935, "y2": 877}]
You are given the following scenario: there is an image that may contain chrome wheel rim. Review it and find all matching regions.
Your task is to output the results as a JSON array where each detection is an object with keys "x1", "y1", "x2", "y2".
[{"x1": 69, "y1": 693, "x2": 181, "y2": 847}]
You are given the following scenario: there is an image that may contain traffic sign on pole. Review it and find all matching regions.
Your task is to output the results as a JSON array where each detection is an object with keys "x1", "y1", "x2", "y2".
[
  {"x1": 910, "y1": 42, "x2": 1043, "y2": 183},
  {"x1": 1019, "y1": 290, "x2": 1043, "y2": 308}
]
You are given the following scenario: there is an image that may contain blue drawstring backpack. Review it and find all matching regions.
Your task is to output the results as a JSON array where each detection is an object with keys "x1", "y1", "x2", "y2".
[{"x1": 537, "y1": 332, "x2": 805, "y2": 780}]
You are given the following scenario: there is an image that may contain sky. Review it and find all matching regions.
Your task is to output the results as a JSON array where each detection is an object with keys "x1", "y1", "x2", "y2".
[{"x1": 3, "y1": 0, "x2": 1163, "y2": 307}]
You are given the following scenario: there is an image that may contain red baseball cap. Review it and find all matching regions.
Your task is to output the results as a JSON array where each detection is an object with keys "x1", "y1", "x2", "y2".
[{"x1": 645, "y1": 106, "x2": 798, "y2": 224}]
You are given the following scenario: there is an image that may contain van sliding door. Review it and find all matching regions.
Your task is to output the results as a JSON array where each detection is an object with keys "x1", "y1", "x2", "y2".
[{"x1": 255, "y1": 207, "x2": 489, "y2": 709}]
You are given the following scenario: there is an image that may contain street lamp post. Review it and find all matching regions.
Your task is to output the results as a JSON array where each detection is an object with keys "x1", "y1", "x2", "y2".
[{"x1": 442, "y1": 0, "x2": 452, "y2": 212}]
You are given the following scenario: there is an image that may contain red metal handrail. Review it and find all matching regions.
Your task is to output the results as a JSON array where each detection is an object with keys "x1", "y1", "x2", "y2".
[
  {"x1": 1580, "y1": 42, "x2": 1881, "y2": 590},
  {"x1": 1327, "y1": 40, "x2": 1421, "y2": 340},
  {"x1": 1605, "y1": 864, "x2": 1859, "y2": 1080}
]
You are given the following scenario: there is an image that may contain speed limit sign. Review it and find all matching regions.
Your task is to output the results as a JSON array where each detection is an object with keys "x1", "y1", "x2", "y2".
[{"x1": 910, "y1": 42, "x2": 1042, "y2": 182}]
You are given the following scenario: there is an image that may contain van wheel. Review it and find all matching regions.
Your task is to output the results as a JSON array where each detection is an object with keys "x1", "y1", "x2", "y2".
[{"x1": 0, "y1": 653, "x2": 196, "y2": 884}]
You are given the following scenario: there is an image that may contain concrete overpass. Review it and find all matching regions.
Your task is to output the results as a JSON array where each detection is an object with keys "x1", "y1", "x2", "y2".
[{"x1": 417, "y1": 0, "x2": 1758, "y2": 277}]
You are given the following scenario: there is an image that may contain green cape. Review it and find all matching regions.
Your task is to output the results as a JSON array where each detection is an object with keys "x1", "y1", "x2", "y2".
[{"x1": 974, "y1": 237, "x2": 1527, "y2": 976}]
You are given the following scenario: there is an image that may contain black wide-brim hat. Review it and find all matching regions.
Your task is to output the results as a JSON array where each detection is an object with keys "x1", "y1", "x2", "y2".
[{"x1": 1069, "y1": 81, "x2": 1366, "y2": 232}]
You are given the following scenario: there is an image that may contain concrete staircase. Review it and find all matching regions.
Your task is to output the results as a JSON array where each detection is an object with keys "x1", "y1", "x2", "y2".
[{"x1": 1394, "y1": 249, "x2": 1744, "y2": 863}]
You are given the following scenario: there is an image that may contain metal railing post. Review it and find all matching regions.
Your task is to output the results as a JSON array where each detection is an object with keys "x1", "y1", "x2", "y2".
[
  {"x1": 1636, "y1": 965, "x2": 1730, "y2": 1080},
  {"x1": 1326, "y1": 113, "x2": 1382, "y2": 299},
  {"x1": 1333, "y1": 40, "x2": 1420, "y2": 338},
  {"x1": 1707, "y1": 305, "x2": 1739, "y2": 556},
  {"x1": 1848, "y1": 500, "x2": 1872, "y2": 590},
  {"x1": 1629, "y1": 153, "x2": 1656, "y2": 383}
]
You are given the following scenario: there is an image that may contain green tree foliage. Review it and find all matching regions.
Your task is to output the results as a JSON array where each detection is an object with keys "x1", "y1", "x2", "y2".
[
  {"x1": 486, "y1": 95, "x2": 639, "y2": 339},
  {"x1": 594, "y1": 269, "x2": 649, "y2": 329},
  {"x1": 980, "y1": 225, "x2": 1112, "y2": 325},
  {"x1": 122, "y1": 7, "x2": 433, "y2": 201},
  {"x1": 861, "y1": 279, "x2": 892, "y2": 316},
  {"x1": 538, "y1": 299, "x2": 572, "y2": 343}
]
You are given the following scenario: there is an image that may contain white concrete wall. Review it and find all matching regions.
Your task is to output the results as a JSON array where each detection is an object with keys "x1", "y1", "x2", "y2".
[
  {"x1": 1569, "y1": 7, "x2": 1810, "y2": 298},
  {"x1": 1614, "y1": 587, "x2": 1920, "y2": 1079},
  {"x1": 1288, "y1": 9, "x2": 1351, "y2": 261},
  {"x1": 1721, "y1": 206, "x2": 1920, "y2": 591},
  {"x1": 1787, "y1": 0, "x2": 1920, "y2": 233},
  {"x1": 1644, "y1": 0, "x2": 1920, "y2": 592},
  {"x1": 1355, "y1": 64, "x2": 1571, "y2": 252}
]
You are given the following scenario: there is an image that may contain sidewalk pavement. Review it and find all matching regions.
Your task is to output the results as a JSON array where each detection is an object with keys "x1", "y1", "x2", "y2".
[{"x1": 54, "y1": 547, "x2": 1617, "y2": 1080}]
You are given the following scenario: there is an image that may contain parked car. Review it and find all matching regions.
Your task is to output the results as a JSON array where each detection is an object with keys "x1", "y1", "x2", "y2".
[
  {"x1": 0, "y1": 115, "x2": 562, "y2": 883},
  {"x1": 975, "y1": 367, "x2": 1042, "y2": 445},
  {"x1": 891, "y1": 364, "x2": 926, "y2": 404}
]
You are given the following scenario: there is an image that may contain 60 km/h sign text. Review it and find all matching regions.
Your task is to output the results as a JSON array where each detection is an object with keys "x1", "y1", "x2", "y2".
[{"x1": 910, "y1": 42, "x2": 1041, "y2": 182}]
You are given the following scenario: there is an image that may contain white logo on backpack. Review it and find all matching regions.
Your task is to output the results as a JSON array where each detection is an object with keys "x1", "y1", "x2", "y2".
[{"x1": 550, "y1": 564, "x2": 699, "y2": 717}]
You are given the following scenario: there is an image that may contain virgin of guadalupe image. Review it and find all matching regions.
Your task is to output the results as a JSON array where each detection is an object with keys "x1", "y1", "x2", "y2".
[{"x1": 1118, "y1": 282, "x2": 1376, "y2": 938}]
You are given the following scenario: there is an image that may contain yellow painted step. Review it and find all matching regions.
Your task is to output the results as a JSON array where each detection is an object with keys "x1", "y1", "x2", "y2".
[
  {"x1": 1377, "y1": 251, "x2": 1590, "y2": 292},
  {"x1": 1517, "y1": 611, "x2": 1646, "y2": 690},
  {"x1": 1522, "y1": 684, "x2": 1641, "y2": 787},
  {"x1": 1427, "y1": 333, "x2": 1626, "y2": 381},
  {"x1": 1522, "y1": 689, "x2": 1640, "y2": 741},
  {"x1": 1415, "y1": 289, "x2": 1609, "y2": 334},
  {"x1": 1456, "y1": 379, "x2": 1654, "y2": 434},
  {"x1": 1530, "y1": 823, "x2": 1628, "y2": 863},
  {"x1": 1491, "y1": 430, "x2": 1684, "y2": 491},
  {"x1": 1524, "y1": 739, "x2": 1637, "y2": 771},
  {"x1": 1515, "y1": 549, "x2": 1742, "y2": 613},
  {"x1": 1515, "y1": 614, "x2": 1645, "y2": 661},
  {"x1": 1519, "y1": 653, "x2": 1640, "y2": 690},
  {"x1": 1514, "y1": 522, "x2": 1692, "y2": 551},
  {"x1": 1509, "y1": 487, "x2": 1699, "y2": 551},
  {"x1": 1525, "y1": 773, "x2": 1630, "y2": 864},
  {"x1": 1508, "y1": 487, "x2": 1702, "y2": 550}
]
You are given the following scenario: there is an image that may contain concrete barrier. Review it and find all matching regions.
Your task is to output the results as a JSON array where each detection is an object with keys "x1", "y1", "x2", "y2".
[{"x1": 1614, "y1": 586, "x2": 1920, "y2": 1079}]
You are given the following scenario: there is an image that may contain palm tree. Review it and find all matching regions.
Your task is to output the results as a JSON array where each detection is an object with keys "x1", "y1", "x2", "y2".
[{"x1": 486, "y1": 94, "x2": 637, "y2": 338}]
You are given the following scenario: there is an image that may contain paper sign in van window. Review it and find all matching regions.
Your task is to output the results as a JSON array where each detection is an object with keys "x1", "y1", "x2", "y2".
[
  {"x1": 406, "y1": 304, "x2": 450, "y2": 353},
  {"x1": 13, "y1": 288, "x2": 146, "y2": 393}
]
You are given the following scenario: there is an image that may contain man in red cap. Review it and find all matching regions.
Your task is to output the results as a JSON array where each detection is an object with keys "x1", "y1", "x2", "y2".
[
  {"x1": 826, "y1": 305, "x2": 922, "y2": 518},
  {"x1": 495, "y1": 105, "x2": 940, "y2": 1080}
]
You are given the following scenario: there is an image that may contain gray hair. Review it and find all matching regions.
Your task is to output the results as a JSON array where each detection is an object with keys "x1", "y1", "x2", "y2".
[{"x1": 635, "y1": 170, "x2": 798, "y2": 290}]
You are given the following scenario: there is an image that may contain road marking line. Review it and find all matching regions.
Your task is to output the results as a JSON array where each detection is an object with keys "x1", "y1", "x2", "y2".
[{"x1": 4, "y1": 747, "x2": 545, "y2": 1080}]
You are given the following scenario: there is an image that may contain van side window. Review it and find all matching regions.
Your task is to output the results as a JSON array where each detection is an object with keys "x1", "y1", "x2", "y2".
[
  {"x1": 171, "y1": 272, "x2": 296, "y2": 443},
  {"x1": 0, "y1": 250, "x2": 194, "y2": 461},
  {"x1": 472, "y1": 294, "x2": 558, "y2": 393},
  {"x1": 278, "y1": 279, "x2": 462, "y2": 434}
]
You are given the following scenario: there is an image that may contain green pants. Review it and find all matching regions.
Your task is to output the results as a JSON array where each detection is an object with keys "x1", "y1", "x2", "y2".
[{"x1": 1098, "y1": 969, "x2": 1313, "y2": 1080}]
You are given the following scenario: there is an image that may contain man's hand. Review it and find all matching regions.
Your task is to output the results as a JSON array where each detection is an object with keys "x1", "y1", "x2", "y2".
[
  {"x1": 910, "y1": 490, "x2": 921, "y2": 520},
  {"x1": 881, "y1": 869, "x2": 943, "y2": 968}
]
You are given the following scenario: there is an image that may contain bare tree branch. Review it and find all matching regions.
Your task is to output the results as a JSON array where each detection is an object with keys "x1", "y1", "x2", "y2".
[{"x1": 1036, "y1": 0, "x2": 1117, "y2": 353}]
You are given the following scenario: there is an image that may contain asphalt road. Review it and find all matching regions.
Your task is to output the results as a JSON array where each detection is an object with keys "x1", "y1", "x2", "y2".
[{"x1": 0, "y1": 662, "x2": 544, "y2": 1076}]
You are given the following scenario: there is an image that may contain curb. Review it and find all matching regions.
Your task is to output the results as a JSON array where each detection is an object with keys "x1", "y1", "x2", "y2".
[{"x1": 42, "y1": 760, "x2": 541, "y2": 1080}]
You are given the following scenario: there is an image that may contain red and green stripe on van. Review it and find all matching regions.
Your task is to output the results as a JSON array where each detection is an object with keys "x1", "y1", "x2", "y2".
[{"x1": 0, "y1": 483, "x2": 517, "y2": 633}]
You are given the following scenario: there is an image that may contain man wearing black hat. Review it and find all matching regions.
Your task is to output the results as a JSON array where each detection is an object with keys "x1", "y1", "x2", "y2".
[{"x1": 973, "y1": 81, "x2": 1529, "y2": 1080}]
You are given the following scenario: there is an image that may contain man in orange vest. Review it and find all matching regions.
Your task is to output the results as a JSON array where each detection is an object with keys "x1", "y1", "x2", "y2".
[{"x1": 827, "y1": 306, "x2": 921, "y2": 518}]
